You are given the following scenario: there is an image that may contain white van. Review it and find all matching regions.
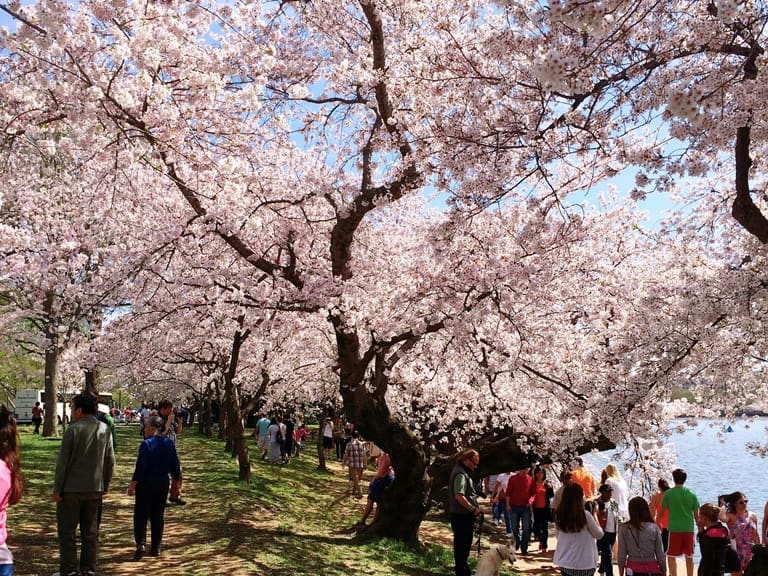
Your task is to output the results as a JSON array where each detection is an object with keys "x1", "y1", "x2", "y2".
[
  {"x1": 13, "y1": 389, "x2": 71, "y2": 424},
  {"x1": 13, "y1": 389, "x2": 42, "y2": 423}
]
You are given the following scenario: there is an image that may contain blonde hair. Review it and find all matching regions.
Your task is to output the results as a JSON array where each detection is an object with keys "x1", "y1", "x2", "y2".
[{"x1": 604, "y1": 463, "x2": 621, "y2": 480}]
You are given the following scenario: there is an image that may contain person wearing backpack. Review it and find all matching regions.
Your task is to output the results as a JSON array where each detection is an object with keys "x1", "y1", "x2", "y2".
[
  {"x1": 596, "y1": 484, "x2": 621, "y2": 576},
  {"x1": 267, "y1": 417, "x2": 282, "y2": 464}
]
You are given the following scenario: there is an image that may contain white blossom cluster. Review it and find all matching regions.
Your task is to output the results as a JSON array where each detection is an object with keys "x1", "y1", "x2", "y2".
[
  {"x1": 666, "y1": 88, "x2": 702, "y2": 124},
  {"x1": 534, "y1": 48, "x2": 578, "y2": 92},
  {"x1": 1, "y1": 0, "x2": 768, "y2": 479}
]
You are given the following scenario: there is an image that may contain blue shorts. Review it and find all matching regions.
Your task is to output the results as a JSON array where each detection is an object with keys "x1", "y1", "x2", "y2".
[{"x1": 367, "y1": 474, "x2": 394, "y2": 502}]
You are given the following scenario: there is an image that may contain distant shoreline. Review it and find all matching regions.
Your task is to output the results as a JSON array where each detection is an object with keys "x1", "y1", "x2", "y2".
[{"x1": 674, "y1": 408, "x2": 768, "y2": 418}]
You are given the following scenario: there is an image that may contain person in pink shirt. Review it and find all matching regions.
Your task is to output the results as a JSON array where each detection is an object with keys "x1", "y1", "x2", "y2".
[
  {"x1": 354, "y1": 452, "x2": 394, "y2": 529},
  {"x1": 0, "y1": 406, "x2": 24, "y2": 575}
]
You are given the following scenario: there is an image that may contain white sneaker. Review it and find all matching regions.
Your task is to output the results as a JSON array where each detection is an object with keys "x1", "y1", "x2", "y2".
[{"x1": 492, "y1": 518, "x2": 500, "y2": 525}]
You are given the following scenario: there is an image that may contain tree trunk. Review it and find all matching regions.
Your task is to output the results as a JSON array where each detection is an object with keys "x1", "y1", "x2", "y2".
[
  {"x1": 222, "y1": 321, "x2": 251, "y2": 481},
  {"x1": 428, "y1": 432, "x2": 617, "y2": 510},
  {"x1": 84, "y1": 367, "x2": 98, "y2": 396},
  {"x1": 316, "y1": 428, "x2": 327, "y2": 471},
  {"x1": 365, "y1": 427, "x2": 429, "y2": 545},
  {"x1": 42, "y1": 344, "x2": 59, "y2": 437},
  {"x1": 222, "y1": 378, "x2": 250, "y2": 480},
  {"x1": 199, "y1": 384, "x2": 213, "y2": 437},
  {"x1": 316, "y1": 406, "x2": 333, "y2": 472},
  {"x1": 336, "y1": 335, "x2": 428, "y2": 544}
]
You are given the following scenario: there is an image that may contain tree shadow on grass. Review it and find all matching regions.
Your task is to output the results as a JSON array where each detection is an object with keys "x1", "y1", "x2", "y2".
[{"x1": 12, "y1": 426, "x2": 458, "y2": 576}]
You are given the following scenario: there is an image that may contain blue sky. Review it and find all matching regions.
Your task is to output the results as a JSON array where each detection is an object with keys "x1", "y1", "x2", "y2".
[{"x1": 0, "y1": 2, "x2": 676, "y2": 229}]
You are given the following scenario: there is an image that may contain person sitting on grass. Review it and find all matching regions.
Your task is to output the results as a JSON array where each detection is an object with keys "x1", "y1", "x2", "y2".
[{"x1": 355, "y1": 451, "x2": 394, "y2": 529}]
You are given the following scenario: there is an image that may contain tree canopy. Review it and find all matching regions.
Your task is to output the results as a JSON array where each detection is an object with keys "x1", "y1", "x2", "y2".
[{"x1": 2, "y1": 0, "x2": 768, "y2": 541}]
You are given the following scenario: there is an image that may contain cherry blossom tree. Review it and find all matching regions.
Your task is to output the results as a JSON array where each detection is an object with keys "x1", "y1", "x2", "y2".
[
  {"x1": 2, "y1": 0, "x2": 768, "y2": 542},
  {"x1": 95, "y1": 254, "x2": 341, "y2": 480},
  {"x1": 0, "y1": 165, "x2": 122, "y2": 434}
]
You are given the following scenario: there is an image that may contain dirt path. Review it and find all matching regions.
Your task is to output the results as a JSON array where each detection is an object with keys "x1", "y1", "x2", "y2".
[{"x1": 12, "y1": 426, "x2": 627, "y2": 576}]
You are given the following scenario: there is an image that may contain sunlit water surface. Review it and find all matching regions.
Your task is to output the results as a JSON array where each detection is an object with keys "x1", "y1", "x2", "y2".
[{"x1": 585, "y1": 418, "x2": 768, "y2": 563}]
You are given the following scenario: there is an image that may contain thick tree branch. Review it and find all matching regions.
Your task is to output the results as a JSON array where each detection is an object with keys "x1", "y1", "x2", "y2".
[{"x1": 732, "y1": 126, "x2": 768, "y2": 243}]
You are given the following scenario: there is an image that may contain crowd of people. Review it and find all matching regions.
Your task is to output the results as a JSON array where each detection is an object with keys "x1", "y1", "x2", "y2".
[
  {"x1": 253, "y1": 413, "x2": 311, "y2": 464},
  {"x1": 8, "y1": 400, "x2": 768, "y2": 576},
  {"x1": 449, "y1": 453, "x2": 766, "y2": 576},
  {"x1": 254, "y1": 412, "x2": 394, "y2": 531}
]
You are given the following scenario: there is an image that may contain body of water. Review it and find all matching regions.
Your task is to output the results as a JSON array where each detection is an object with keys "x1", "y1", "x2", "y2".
[
  {"x1": 664, "y1": 419, "x2": 768, "y2": 511},
  {"x1": 586, "y1": 418, "x2": 768, "y2": 563}
]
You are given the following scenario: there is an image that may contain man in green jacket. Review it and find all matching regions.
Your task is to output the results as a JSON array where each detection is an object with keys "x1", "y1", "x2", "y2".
[
  {"x1": 53, "y1": 392, "x2": 115, "y2": 576},
  {"x1": 449, "y1": 448, "x2": 482, "y2": 576}
]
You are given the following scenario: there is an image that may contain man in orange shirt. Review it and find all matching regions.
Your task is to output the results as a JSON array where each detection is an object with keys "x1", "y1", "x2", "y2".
[{"x1": 570, "y1": 457, "x2": 597, "y2": 506}]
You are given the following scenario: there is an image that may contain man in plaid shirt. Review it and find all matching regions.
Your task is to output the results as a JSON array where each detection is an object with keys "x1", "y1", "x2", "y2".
[{"x1": 342, "y1": 430, "x2": 367, "y2": 498}]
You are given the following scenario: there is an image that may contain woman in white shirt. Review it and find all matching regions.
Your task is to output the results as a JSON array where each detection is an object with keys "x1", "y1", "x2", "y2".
[
  {"x1": 554, "y1": 483, "x2": 604, "y2": 576},
  {"x1": 604, "y1": 463, "x2": 630, "y2": 520}
]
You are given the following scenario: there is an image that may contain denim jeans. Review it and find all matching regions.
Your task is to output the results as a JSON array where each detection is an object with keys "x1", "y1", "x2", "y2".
[
  {"x1": 507, "y1": 505, "x2": 532, "y2": 553},
  {"x1": 597, "y1": 531, "x2": 616, "y2": 576},
  {"x1": 0, "y1": 563, "x2": 12, "y2": 576},
  {"x1": 492, "y1": 500, "x2": 504, "y2": 523}
]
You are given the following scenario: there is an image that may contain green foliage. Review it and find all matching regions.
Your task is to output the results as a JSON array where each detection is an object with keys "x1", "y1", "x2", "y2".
[
  {"x1": 670, "y1": 388, "x2": 696, "y2": 402},
  {"x1": 12, "y1": 424, "x2": 457, "y2": 576},
  {"x1": 362, "y1": 537, "x2": 454, "y2": 570},
  {"x1": 0, "y1": 336, "x2": 43, "y2": 401}
]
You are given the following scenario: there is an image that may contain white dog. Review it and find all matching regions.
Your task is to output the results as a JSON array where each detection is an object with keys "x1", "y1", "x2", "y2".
[{"x1": 474, "y1": 543, "x2": 516, "y2": 576}]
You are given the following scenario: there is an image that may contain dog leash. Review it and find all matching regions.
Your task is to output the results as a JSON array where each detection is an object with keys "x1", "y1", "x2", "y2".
[{"x1": 474, "y1": 512, "x2": 485, "y2": 559}]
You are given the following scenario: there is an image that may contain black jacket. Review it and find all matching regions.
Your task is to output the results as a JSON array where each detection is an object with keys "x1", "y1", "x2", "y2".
[{"x1": 698, "y1": 522, "x2": 729, "y2": 576}]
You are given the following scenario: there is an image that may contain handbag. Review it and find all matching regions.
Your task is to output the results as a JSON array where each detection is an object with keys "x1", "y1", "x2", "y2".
[{"x1": 170, "y1": 479, "x2": 182, "y2": 500}]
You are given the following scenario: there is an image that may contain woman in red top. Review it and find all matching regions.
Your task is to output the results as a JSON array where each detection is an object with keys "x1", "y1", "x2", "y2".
[
  {"x1": 649, "y1": 478, "x2": 670, "y2": 551},
  {"x1": 293, "y1": 424, "x2": 309, "y2": 458},
  {"x1": 31, "y1": 402, "x2": 44, "y2": 435},
  {"x1": 532, "y1": 466, "x2": 555, "y2": 552}
]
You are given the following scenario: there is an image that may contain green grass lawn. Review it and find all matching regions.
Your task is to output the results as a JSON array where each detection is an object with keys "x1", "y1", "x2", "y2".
[{"x1": 10, "y1": 423, "x2": 457, "y2": 576}]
